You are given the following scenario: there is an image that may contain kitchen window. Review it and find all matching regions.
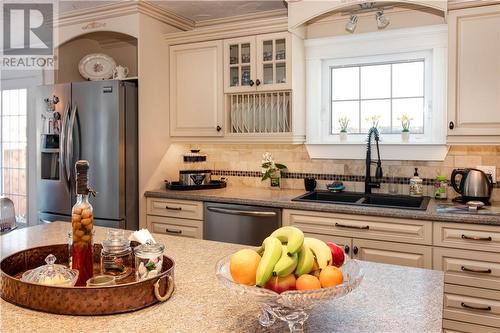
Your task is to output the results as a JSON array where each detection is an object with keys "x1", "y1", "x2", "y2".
[
  {"x1": 330, "y1": 60, "x2": 425, "y2": 135},
  {"x1": 0, "y1": 88, "x2": 28, "y2": 223},
  {"x1": 305, "y1": 25, "x2": 448, "y2": 160}
]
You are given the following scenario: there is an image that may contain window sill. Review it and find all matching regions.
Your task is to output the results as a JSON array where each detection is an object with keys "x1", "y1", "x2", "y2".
[{"x1": 305, "y1": 143, "x2": 449, "y2": 161}]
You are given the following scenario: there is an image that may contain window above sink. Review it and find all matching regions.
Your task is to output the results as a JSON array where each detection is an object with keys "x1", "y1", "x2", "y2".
[{"x1": 304, "y1": 25, "x2": 449, "y2": 161}]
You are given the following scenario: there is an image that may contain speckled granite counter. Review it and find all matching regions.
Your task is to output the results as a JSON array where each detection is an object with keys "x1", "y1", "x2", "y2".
[
  {"x1": 145, "y1": 186, "x2": 500, "y2": 225},
  {"x1": 1, "y1": 222, "x2": 443, "y2": 333}
]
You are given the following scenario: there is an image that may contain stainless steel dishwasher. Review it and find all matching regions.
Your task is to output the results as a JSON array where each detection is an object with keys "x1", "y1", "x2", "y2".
[{"x1": 203, "y1": 202, "x2": 281, "y2": 246}]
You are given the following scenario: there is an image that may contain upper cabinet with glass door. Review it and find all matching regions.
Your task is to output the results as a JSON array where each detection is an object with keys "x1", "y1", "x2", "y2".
[
  {"x1": 256, "y1": 33, "x2": 291, "y2": 91},
  {"x1": 223, "y1": 32, "x2": 291, "y2": 93}
]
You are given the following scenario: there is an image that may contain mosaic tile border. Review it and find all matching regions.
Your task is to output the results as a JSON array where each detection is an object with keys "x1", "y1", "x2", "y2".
[{"x1": 211, "y1": 170, "x2": 500, "y2": 188}]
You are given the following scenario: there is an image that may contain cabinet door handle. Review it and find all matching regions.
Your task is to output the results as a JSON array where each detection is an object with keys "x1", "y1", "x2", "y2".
[
  {"x1": 249, "y1": 80, "x2": 255, "y2": 87},
  {"x1": 449, "y1": 121, "x2": 454, "y2": 130},
  {"x1": 461, "y1": 266, "x2": 492, "y2": 274},
  {"x1": 255, "y1": 79, "x2": 261, "y2": 86},
  {"x1": 216, "y1": 125, "x2": 222, "y2": 132},
  {"x1": 353, "y1": 246, "x2": 358, "y2": 255},
  {"x1": 166, "y1": 228, "x2": 182, "y2": 234},
  {"x1": 460, "y1": 302, "x2": 491, "y2": 311},
  {"x1": 165, "y1": 205, "x2": 182, "y2": 211},
  {"x1": 344, "y1": 245, "x2": 350, "y2": 254},
  {"x1": 335, "y1": 223, "x2": 369, "y2": 230},
  {"x1": 461, "y1": 234, "x2": 492, "y2": 241}
]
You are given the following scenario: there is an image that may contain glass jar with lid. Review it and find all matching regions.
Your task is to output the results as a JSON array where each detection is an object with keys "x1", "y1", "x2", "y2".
[
  {"x1": 134, "y1": 240, "x2": 164, "y2": 281},
  {"x1": 22, "y1": 254, "x2": 79, "y2": 286},
  {"x1": 100, "y1": 230, "x2": 133, "y2": 280}
]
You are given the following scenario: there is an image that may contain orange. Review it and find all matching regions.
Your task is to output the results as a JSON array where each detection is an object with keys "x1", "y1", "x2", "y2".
[
  {"x1": 296, "y1": 274, "x2": 321, "y2": 290},
  {"x1": 230, "y1": 249, "x2": 261, "y2": 285},
  {"x1": 319, "y1": 266, "x2": 343, "y2": 288}
]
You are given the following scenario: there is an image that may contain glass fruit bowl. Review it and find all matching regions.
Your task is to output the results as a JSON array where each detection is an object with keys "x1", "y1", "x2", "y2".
[{"x1": 215, "y1": 254, "x2": 364, "y2": 332}]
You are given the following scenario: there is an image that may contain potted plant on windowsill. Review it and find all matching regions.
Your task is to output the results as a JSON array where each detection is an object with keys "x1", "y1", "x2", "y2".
[
  {"x1": 261, "y1": 152, "x2": 287, "y2": 188},
  {"x1": 338, "y1": 117, "x2": 350, "y2": 141},
  {"x1": 398, "y1": 114, "x2": 412, "y2": 142}
]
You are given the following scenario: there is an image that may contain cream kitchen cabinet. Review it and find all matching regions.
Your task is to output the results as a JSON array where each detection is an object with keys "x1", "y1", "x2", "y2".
[
  {"x1": 146, "y1": 198, "x2": 203, "y2": 239},
  {"x1": 283, "y1": 209, "x2": 433, "y2": 269},
  {"x1": 169, "y1": 40, "x2": 224, "y2": 136},
  {"x1": 447, "y1": 4, "x2": 500, "y2": 143},
  {"x1": 224, "y1": 32, "x2": 291, "y2": 93}
]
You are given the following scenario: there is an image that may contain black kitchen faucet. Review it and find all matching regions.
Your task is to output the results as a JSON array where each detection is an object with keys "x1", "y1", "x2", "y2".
[{"x1": 365, "y1": 127, "x2": 383, "y2": 194}]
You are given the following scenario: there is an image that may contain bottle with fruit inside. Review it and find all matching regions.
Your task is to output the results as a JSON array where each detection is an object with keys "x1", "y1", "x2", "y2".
[{"x1": 71, "y1": 160, "x2": 95, "y2": 286}]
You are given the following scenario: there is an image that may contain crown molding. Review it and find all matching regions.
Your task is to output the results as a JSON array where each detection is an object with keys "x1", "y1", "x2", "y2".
[
  {"x1": 164, "y1": 15, "x2": 288, "y2": 45},
  {"x1": 56, "y1": 1, "x2": 195, "y2": 31},
  {"x1": 194, "y1": 8, "x2": 288, "y2": 28},
  {"x1": 447, "y1": 0, "x2": 500, "y2": 10}
]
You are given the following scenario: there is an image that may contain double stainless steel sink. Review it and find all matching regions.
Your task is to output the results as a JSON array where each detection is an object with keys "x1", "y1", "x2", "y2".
[{"x1": 293, "y1": 190, "x2": 430, "y2": 211}]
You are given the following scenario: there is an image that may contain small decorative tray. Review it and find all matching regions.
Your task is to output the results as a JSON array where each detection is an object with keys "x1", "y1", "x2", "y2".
[
  {"x1": 165, "y1": 180, "x2": 227, "y2": 191},
  {"x1": 0, "y1": 243, "x2": 175, "y2": 315}
]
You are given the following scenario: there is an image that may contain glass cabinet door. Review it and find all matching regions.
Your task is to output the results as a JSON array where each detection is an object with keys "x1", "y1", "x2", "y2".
[
  {"x1": 224, "y1": 38, "x2": 256, "y2": 93},
  {"x1": 256, "y1": 33, "x2": 291, "y2": 90}
]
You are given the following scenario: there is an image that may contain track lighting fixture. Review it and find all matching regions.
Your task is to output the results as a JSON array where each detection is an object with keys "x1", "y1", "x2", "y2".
[
  {"x1": 376, "y1": 10, "x2": 390, "y2": 29},
  {"x1": 345, "y1": 15, "x2": 359, "y2": 33}
]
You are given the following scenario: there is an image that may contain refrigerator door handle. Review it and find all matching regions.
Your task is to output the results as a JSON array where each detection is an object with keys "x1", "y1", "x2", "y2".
[
  {"x1": 60, "y1": 102, "x2": 71, "y2": 190},
  {"x1": 66, "y1": 104, "x2": 78, "y2": 183}
]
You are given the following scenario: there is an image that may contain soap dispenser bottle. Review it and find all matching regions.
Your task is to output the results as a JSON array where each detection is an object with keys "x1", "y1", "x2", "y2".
[{"x1": 409, "y1": 168, "x2": 423, "y2": 197}]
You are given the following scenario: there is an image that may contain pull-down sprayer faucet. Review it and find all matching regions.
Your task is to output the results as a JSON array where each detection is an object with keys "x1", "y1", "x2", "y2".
[{"x1": 365, "y1": 127, "x2": 383, "y2": 194}]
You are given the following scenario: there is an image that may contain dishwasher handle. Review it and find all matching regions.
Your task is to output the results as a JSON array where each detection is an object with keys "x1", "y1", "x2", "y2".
[{"x1": 207, "y1": 206, "x2": 277, "y2": 217}]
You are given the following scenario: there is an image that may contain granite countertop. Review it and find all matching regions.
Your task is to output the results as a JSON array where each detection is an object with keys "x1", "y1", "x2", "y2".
[
  {"x1": 1, "y1": 222, "x2": 443, "y2": 333},
  {"x1": 145, "y1": 186, "x2": 500, "y2": 226}
]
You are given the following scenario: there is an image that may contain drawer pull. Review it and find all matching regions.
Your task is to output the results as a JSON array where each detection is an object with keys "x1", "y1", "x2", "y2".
[
  {"x1": 335, "y1": 223, "x2": 369, "y2": 230},
  {"x1": 460, "y1": 266, "x2": 492, "y2": 274},
  {"x1": 460, "y1": 302, "x2": 491, "y2": 311},
  {"x1": 166, "y1": 228, "x2": 182, "y2": 234},
  {"x1": 165, "y1": 206, "x2": 182, "y2": 211},
  {"x1": 461, "y1": 234, "x2": 492, "y2": 241}
]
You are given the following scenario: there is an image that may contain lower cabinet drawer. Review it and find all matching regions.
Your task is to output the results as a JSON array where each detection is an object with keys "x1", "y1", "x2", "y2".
[
  {"x1": 434, "y1": 222, "x2": 500, "y2": 253},
  {"x1": 303, "y1": 232, "x2": 352, "y2": 256},
  {"x1": 444, "y1": 284, "x2": 500, "y2": 328},
  {"x1": 443, "y1": 319, "x2": 500, "y2": 333},
  {"x1": 147, "y1": 215, "x2": 202, "y2": 239},
  {"x1": 147, "y1": 198, "x2": 203, "y2": 220},
  {"x1": 434, "y1": 247, "x2": 500, "y2": 290},
  {"x1": 353, "y1": 238, "x2": 432, "y2": 269}
]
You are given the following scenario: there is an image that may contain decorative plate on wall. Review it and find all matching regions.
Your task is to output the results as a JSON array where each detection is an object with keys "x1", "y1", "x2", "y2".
[{"x1": 78, "y1": 53, "x2": 116, "y2": 80}]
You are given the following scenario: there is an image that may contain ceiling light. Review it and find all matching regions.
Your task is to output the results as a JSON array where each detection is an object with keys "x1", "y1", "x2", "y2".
[
  {"x1": 376, "y1": 11, "x2": 390, "y2": 29},
  {"x1": 345, "y1": 15, "x2": 358, "y2": 33}
]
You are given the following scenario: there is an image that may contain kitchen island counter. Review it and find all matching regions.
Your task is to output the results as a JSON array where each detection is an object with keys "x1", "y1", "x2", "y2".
[
  {"x1": 1, "y1": 222, "x2": 443, "y2": 333},
  {"x1": 146, "y1": 186, "x2": 500, "y2": 225}
]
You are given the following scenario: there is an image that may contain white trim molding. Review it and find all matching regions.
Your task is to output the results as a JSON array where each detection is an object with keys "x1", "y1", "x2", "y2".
[{"x1": 305, "y1": 25, "x2": 449, "y2": 160}]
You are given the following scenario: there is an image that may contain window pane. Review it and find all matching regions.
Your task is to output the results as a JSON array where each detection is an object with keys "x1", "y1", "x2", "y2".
[
  {"x1": 361, "y1": 64, "x2": 390, "y2": 99},
  {"x1": 392, "y1": 98, "x2": 424, "y2": 133},
  {"x1": 331, "y1": 101, "x2": 359, "y2": 133},
  {"x1": 392, "y1": 61, "x2": 424, "y2": 97},
  {"x1": 331, "y1": 67, "x2": 359, "y2": 100},
  {"x1": 361, "y1": 99, "x2": 391, "y2": 133}
]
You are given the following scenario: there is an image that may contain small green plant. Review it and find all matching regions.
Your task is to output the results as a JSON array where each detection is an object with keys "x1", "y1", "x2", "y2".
[
  {"x1": 365, "y1": 114, "x2": 381, "y2": 128},
  {"x1": 261, "y1": 152, "x2": 287, "y2": 182},
  {"x1": 398, "y1": 114, "x2": 413, "y2": 132},
  {"x1": 338, "y1": 117, "x2": 350, "y2": 133}
]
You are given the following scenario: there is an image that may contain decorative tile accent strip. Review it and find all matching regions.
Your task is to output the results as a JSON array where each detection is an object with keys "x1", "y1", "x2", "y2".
[{"x1": 211, "y1": 170, "x2": 500, "y2": 188}]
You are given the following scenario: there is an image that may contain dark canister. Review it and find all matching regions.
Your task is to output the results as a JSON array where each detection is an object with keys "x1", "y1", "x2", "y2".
[{"x1": 304, "y1": 177, "x2": 317, "y2": 191}]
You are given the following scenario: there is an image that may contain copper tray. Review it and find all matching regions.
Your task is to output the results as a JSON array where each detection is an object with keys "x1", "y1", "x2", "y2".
[{"x1": 0, "y1": 243, "x2": 175, "y2": 315}]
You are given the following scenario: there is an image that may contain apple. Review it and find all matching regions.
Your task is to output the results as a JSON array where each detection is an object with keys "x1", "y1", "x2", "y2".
[
  {"x1": 264, "y1": 274, "x2": 296, "y2": 293},
  {"x1": 326, "y1": 242, "x2": 345, "y2": 267}
]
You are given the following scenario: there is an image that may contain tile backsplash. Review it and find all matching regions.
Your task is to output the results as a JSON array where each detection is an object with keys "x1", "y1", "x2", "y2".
[{"x1": 165, "y1": 144, "x2": 500, "y2": 202}]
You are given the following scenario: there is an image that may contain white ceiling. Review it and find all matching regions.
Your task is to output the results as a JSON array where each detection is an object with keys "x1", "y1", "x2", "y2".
[{"x1": 59, "y1": 1, "x2": 287, "y2": 22}]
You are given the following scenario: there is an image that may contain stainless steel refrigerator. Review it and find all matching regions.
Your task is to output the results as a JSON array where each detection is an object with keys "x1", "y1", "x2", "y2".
[{"x1": 36, "y1": 80, "x2": 138, "y2": 230}]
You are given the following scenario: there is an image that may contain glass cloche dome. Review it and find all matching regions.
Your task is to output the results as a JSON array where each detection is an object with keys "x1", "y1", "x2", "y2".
[{"x1": 0, "y1": 196, "x2": 17, "y2": 232}]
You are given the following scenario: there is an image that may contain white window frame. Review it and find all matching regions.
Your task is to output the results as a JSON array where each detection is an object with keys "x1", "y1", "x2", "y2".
[{"x1": 305, "y1": 25, "x2": 449, "y2": 160}]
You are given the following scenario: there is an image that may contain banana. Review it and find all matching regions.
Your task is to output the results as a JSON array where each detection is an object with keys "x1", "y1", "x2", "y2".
[
  {"x1": 294, "y1": 245, "x2": 315, "y2": 276},
  {"x1": 255, "y1": 236, "x2": 283, "y2": 286},
  {"x1": 303, "y1": 237, "x2": 332, "y2": 269},
  {"x1": 273, "y1": 245, "x2": 298, "y2": 277},
  {"x1": 270, "y1": 226, "x2": 304, "y2": 255}
]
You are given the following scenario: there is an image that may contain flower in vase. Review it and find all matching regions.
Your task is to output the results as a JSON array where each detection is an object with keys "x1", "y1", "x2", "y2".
[
  {"x1": 398, "y1": 114, "x2": 413, "y2": 132},
  {"x1": 338, "y1": 117, "x2": 350, "y2": 133}
]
